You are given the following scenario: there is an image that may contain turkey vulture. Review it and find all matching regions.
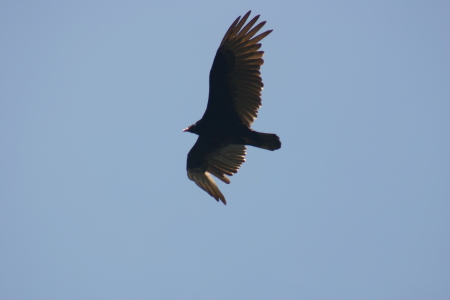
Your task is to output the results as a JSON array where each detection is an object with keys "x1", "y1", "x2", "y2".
[{"x1": 184, "y1": 11, "x2": 281, "y2": 204}]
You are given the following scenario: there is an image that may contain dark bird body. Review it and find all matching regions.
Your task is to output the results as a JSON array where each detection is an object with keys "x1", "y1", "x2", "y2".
[{"x1": 184, "y1": 11, "x2": 281, "y2": 204}]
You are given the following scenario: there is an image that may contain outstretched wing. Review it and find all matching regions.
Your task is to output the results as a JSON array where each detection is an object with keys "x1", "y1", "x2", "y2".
[
  {"x1": 187, "y1": 137, "x2": 247, "y2": 204},
  {"x1": 202, "y1": 11, "x2": 272, "y2": 128}
]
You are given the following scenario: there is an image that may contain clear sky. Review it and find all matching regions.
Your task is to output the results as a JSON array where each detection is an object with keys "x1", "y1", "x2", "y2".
[{"x1": 1, "y1": 1, "x2": 449, "y2": 299}]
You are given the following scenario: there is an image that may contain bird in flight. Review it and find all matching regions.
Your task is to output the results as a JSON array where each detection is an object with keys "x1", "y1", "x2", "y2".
[{"x1": 184, "y1": 11, "x2": 281, "y2": 204}]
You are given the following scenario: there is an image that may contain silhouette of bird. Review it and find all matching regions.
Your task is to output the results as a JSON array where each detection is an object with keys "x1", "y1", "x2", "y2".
[{"x1": 184, "y1": 11, "x2": 281, "y2": 204}]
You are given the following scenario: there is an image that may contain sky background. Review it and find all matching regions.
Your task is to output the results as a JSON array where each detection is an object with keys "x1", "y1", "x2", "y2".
[{"x1": 1, "y1": 1, "x2": 449, "y2": 299}]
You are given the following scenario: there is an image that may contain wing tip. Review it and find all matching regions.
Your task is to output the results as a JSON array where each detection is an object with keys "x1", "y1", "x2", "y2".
[{"x1": 212, "y1": 191, "x2": 227, "y2": 205}]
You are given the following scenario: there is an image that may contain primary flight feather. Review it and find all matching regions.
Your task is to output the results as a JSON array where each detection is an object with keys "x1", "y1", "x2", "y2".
[{"x1": 184, "y1": 11, "x2": 281, "y2": 204}]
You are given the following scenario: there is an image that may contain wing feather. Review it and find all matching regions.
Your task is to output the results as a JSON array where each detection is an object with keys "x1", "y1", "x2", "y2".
[
  {"x1": 220, "y1": 11, "x2": 252, "y2": 46},
  {"x1": 235, "y1": 16, "x2": 260, "y2": 40},
  {"x1": 204, "y1": 11, "x2": 272, "y2": 128},
  {"x1": 187, "y1": 137, "x2": 247, "y2": 204}
]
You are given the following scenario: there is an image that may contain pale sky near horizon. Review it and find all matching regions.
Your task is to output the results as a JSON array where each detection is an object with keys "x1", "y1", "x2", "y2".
[{"x1": 1, "y1": 1, "x2": 449, "y2": 299}]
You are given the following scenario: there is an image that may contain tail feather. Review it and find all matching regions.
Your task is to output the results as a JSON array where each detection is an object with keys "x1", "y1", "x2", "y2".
[{"x1": 255, "y1": 132, "x2": 281, "y2": 151}]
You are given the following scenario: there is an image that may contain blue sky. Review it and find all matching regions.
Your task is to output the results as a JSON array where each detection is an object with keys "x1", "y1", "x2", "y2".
[{"x1": 1, "y1": 1, "x2": 449, "y2": 299}]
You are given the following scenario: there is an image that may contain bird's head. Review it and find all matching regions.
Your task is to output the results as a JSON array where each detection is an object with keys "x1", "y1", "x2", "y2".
[{"x1": 182, "y1": 124, "x2": 197, "y2": 133}]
